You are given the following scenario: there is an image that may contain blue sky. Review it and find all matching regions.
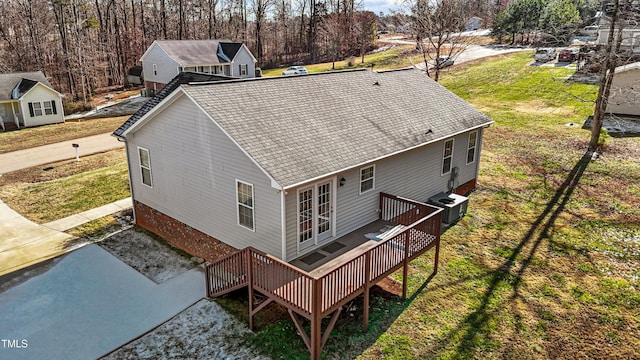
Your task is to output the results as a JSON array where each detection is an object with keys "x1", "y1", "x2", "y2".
[{"x1": 362, "y1": 0, "x2": 406, "y2": 15}]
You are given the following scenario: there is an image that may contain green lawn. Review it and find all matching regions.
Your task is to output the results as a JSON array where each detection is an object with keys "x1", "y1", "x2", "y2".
[
  {"x1": 233, "y1": 52, "x2": 640, "y2": 359},
  {"x1": 0, "y1": 161, "x2": 130, "y2": 223},
  {"x1": 261, "y1": 45, "x2": 418, "y2": 76},
  {"x1": 0, "y1": 116, "x2": 128, "y2": 154}
]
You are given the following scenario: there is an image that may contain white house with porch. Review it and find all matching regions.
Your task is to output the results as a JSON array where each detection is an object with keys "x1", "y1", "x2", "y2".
[{"x1": 0, "y1": 71, "x2": 64, "y2": 131}]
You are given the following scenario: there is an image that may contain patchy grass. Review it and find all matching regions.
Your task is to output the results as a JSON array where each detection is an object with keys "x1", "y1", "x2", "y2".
[
  {"x1": 0, "y1": 116, "x2": 128, "y2": 153},
  {"x1": 261, "y1": 45, "x2": 417, "y2": 76},
  {"x1": 0, "y1": 149, "x2": 128, "y2": 223},
  {"x1": 226, "y1": 52, "x2": 640, "y2": 359}
]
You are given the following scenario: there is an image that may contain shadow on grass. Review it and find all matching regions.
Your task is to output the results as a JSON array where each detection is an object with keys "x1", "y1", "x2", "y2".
[{"x1": 429, "y1": 150, "x2": 592, "y2": 357}]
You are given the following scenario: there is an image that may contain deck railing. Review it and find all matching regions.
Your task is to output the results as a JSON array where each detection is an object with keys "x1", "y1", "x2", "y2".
[{"x1": 205, "y1": 192, "x2": 443, "y2": 360}]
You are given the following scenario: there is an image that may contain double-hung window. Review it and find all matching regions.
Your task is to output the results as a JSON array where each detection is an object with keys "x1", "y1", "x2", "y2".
[
  {"x1": 28, "y1": 101, "x2": 57, "y2": 117},
  {"x1": 29, "y1": 102, "x2": 42, "y2": 117},
  {"x1": 239, "y1": 64, "x2": 248, "y2": 76},
  {"x1": 442, "y1": 139, "x2": 454, "y2": 175},
  {"x1": 360, "y1": 165, "x2": 375, "y2": 194},
  {"x1": 467, "y1": 131, "x2": 477, "y2": 165},
  {"x1": 236, "y1": 180, "x2": 255, "y2": 231},
  {"x1": 43, "y1": 101, "x2": 57, "y2": 115},
  {"x1": 138, "y1": 147, "x2": 153, "y2": 188}
]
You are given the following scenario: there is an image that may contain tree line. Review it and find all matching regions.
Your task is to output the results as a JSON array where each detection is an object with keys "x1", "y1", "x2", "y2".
[{"x1": 0, "y1": 0, "x2": 377, "y2": 101}]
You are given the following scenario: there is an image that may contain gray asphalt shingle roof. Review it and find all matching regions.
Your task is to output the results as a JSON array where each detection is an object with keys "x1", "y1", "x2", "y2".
[
  {"x1": 0, "y1": 71, "x2": 53, "y2": 101},
  {"x1": 182, "y1": 68, "x2": 493, "y2": 188},
  {"x1": 155, "y1": 40, "x2": 243, "y2": 65},
  {"x1": 113, "y1": 72, "x2": 234, "y2": 138}
]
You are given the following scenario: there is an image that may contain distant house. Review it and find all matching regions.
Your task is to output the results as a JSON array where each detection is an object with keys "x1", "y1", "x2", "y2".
[
  {"x1": 607, "y1": 62, "x2": 640, "y2": 116},
  {"x1": 0, "y1": 71, "x2": 64, "y2": 131},
  {"x1": 127, "y1": 66, "x2": 144, "y2": 86},
  {"x1": 597, "y1": 28, "x2": 640, "y2": 50},
  {"x1": 466, "y1": 17, "x2": 483, "y2": 31},
  {"x1": 140, "y1": 40, "x2": 257, "y2": 93},
  {"x1": 114, "y1": 68, "x2": 493, "y2": 359}
]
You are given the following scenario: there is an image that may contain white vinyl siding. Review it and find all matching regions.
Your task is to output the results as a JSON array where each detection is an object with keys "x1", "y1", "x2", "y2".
[
  {"x1": 285, "y1": 130, "x2": 483, "y2": 260},
  {"x1": 236, "y1": 180, "x2": 255, "y2": 231},
  {"x1": 128, "y1": 95, "x2": 282, "y2": 257},
  {"x1": 359, "y1": 165, "x2": 375, "y2": 194},
  {"x1": 19, "y1": 84, "x2": 64, "y2": 127},
  {"x1": 138, "y1": 147, "x2": 153, "y2": 187},
  {"x1": 442, "y1": 139, "x2": 454, "y2": 175}
]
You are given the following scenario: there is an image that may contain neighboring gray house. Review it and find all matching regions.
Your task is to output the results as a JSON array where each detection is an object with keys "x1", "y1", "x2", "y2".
[
  {"x1": 0, "y1": 71, "x2": 64, "y2": 131},
  {"x1": 113, "y1": 68, "x2": 493, "y2": 263},
  {"x1": 465, "y1": 17, "x2": 483, "y2": 31},
  {"x1": 140, "y1": 40, "x2": 257, "y2": 93}
]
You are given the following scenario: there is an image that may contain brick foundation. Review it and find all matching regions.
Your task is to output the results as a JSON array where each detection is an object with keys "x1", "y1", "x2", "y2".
[
  {"x1": 134, "y1": 201, "x2": 238, "y2": 262},
  {"x1": 455, "y1": 178, "x2": 477, "y2": 196},
  {"x1": 144, "y1": 81, "x2": 166, "y2": 93}
]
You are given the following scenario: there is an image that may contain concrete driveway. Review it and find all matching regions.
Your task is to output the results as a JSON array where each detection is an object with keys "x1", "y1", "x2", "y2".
[
  {"x1": 0, "y1": 244, "x2": 203, "y2": 360},
  {"x1": 0, "y1": 133, "x2": 124, "y2": 174}
]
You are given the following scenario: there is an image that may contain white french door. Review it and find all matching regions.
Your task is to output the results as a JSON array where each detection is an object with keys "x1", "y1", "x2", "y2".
[{"x1": 297, "y1": 179, "x2": 335, "y2": 252}]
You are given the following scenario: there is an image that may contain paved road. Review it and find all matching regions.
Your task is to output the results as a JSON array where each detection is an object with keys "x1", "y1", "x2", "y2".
[
  {"x1": 381, "y1": 35, "x2": 531, "y2": 69},
  {"x1": 0, "y1": 132, "x2": 124, "y2": 174}
]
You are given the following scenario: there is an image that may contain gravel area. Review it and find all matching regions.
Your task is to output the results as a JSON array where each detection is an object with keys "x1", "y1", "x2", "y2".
[
  {"x1": 101, "y1": 299, "x2": 268, "y2": 360},
  {"x1": 98, "y1": 228, "x2": 200, "y2": 284}
]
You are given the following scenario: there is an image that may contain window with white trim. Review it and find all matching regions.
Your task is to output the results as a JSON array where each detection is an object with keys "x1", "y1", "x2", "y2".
[
  {"x1": 138, "y1": 147, "x2": 153, "y2": 187},
  {"x1": 29, "y1": 102, "x2": 42, "y2": 117},
  {"x1": 43, "y1": 101, "x2": 53, "y2": 115},
  {"x1": 467, "y1": 131, "x2": 477, "y2": 165},
  {"x1": 28, "y1": 101, "x2": 57, "y2": 117},
  {"x1": 442, "y1": 139, "x2": 454, "y2": 175},
  {"x1": 236, "y1": 180, "x2": 255, "y2": 231},
  {"x1": 360, "y1": 165, "x2": 375, "y2": 194},
  {"x1": 239, "y1": 64, "x2": 248, "y2": 76},
  {"x1": 153, "y1": 64, "x2": 157, "y2": 76}
]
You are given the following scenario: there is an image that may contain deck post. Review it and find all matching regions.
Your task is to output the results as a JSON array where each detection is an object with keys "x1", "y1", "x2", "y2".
[
  {"x1": 247, "y1": 250, "x2": 255, "y2": 331},
  {"x1": 363, "y1": 251, "x2": 371, "y2": 332},
  {"x1": 433, "y1": 238, "x2": 440, "y2": 275},
  {"x1": 311, "y1": 278, "x2": 322, "y2": 360},
  {"x1": 402, "y1": 231, "x2": 410, "y2": 300}
]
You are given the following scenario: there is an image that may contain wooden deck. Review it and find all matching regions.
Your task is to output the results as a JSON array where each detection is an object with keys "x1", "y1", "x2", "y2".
[{"x1": 205, "y1": 192, "x2": 443, "y2": 360}]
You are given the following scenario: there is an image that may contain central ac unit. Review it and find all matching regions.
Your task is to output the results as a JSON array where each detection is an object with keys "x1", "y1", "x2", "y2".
[{"x1": 427, "y1": 192, "x2": 469, "y2": 224}]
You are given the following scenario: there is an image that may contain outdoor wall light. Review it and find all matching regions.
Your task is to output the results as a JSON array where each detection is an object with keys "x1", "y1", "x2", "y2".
[{"x1": 339, "y1": 177, "x2": 346, "y2": 187}]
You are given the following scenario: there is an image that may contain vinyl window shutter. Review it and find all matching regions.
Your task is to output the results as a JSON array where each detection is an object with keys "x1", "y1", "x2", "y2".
[
  {"x1": 28, "y1": 102, "x2": 34, "y2": 117},
  {"x1": 51, "y1": 100, "x2": 57, "y2": 114}
]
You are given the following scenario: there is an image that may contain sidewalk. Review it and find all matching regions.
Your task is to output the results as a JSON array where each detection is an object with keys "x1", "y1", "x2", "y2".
[
  {"x1": 0, "y1": 132, "x2": 124, "y2": 174},
  {"x1": 0, "y1": 197, "x2": 132, "y2": 276}
]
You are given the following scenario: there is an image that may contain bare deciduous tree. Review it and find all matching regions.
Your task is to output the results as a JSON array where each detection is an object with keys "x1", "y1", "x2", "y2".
[{"x1": 410, "y1": 0, "x2": 470, "y2": 81}]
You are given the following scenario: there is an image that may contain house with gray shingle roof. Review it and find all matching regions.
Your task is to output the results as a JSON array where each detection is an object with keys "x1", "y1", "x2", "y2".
[
  {"x1": 0, "y1": 71, "x2": 64, "y2": 130},
  {"x1": 114, "y1": 68, "x2": 493, "y2": 263},
  {"x1": 140, "y1": 40, "x2": 257, "y2": 93}
]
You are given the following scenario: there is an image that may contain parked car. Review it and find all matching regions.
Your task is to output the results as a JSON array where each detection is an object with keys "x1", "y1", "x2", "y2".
[
  {"x1": 558, "y1": 48, "x2": 579, "y2": 62},
  {"x1": 434, "y1": 56, "x2": 454, "y2": 69},
  {"x1": 534, "y1": 48, "x2": 557, "y2": 63},
  {"x1": 282, "y1": 66, "x2": 308, "y2": 75}
]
